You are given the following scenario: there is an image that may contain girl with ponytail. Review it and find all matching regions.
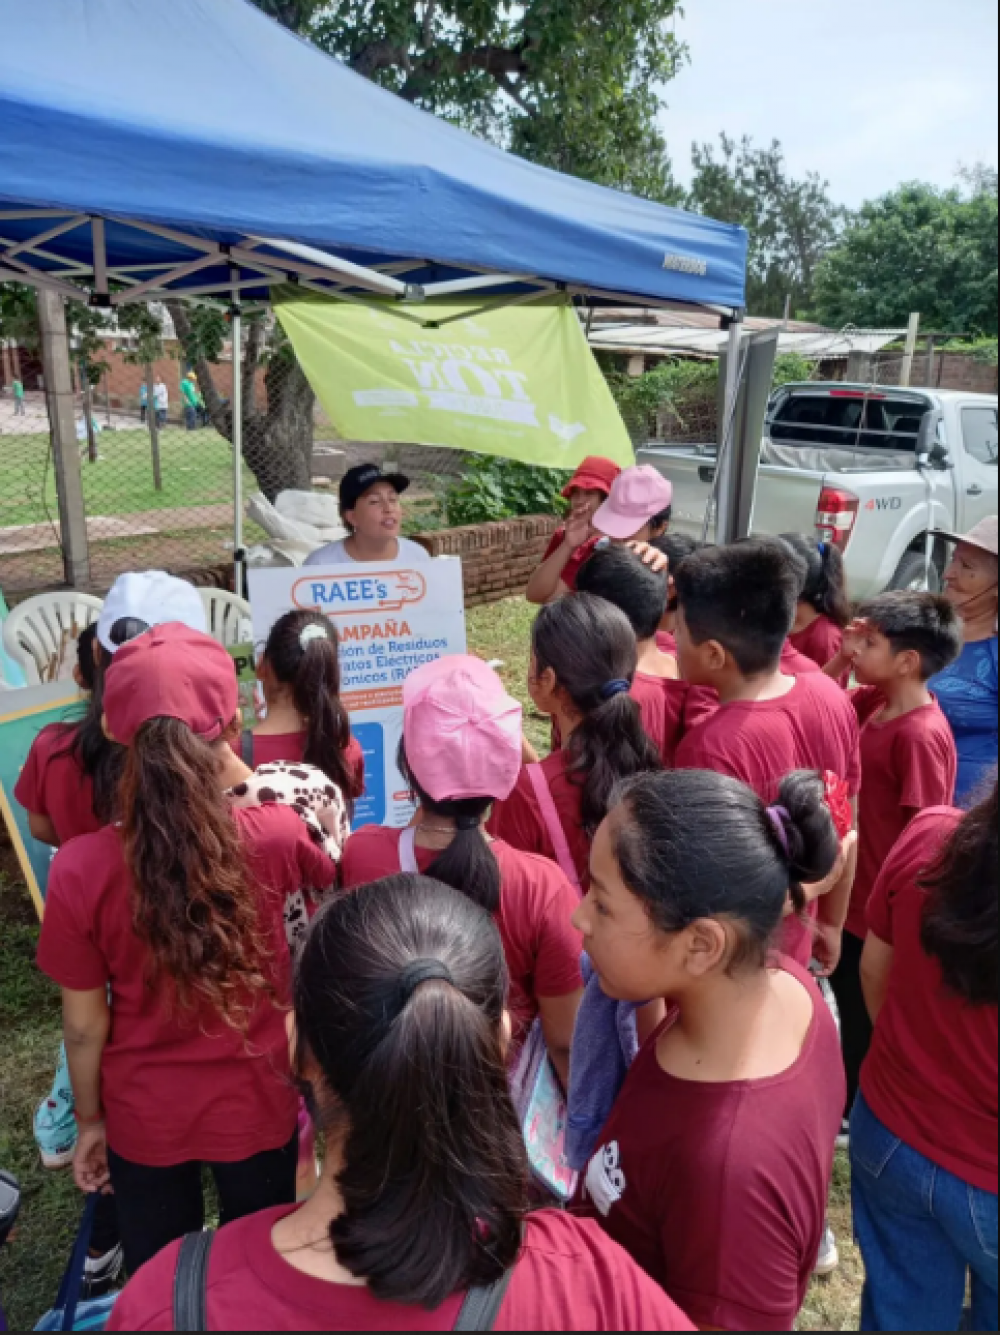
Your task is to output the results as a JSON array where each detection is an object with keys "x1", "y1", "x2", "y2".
[
  {"x1": 781, "y1": 532, "x2": 852, "y2": 680},
  {"x1": 107, "y1": 877, "x2": 695, "y2": 1333},
  {"x1": 575, "y1": 768, "x2": 846, "y2": 1332},
  {"x1": 490, "y1": 593, "x2": 662, "y2": 888},
  {"x1": 38, "y1": 625, "x2": 338, "y2": 1279},
  {"x1": 340, "y1": 656, "x2": 583, "y2": 1085},
  {"x1": 253, "y1": 610, "x2": 364, "y2": 805}
]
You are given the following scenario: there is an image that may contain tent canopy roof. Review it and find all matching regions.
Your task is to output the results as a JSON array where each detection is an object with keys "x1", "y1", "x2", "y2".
[{"x1": 0, "y1": 0, "x2": 747, "y2": 314}]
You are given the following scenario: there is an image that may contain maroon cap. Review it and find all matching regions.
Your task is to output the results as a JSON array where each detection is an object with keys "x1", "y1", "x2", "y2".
[
  {"x1": 103, "y1": 622, "x2": 239, "y2": 746},
  {"x1": 561, "y1": 456, "x2": 623, "y2": 499}
]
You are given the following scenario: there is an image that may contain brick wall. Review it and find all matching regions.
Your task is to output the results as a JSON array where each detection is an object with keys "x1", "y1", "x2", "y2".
[
  {"x1": 414, "y1": 514, "x2": 561, "y2": 607},
  {"x1": 932, "y1": 353, "x2": 998, "y2": 395}
]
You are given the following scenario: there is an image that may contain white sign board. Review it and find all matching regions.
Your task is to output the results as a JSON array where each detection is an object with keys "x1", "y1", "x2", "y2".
[{"x1": 249, "y1": 559, "x2": 467, "y2": 829}]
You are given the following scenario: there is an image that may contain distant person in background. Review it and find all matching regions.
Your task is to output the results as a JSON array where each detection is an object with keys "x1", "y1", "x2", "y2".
[
  {"x1": 304, "y1": 465, "x2": 430, "y2": 567},
  {"x1": 153, "y1": 377, "x2": 168, "y2": 428},
  {"x1": 181, "y1": 373, "x2": 202, "y2": 431},
  {"x1": 526, "y1": 456, "x2": 622, "y2": 604},
  {"x1": 12, "y1": 378, "x2": 25, "y2": 416},
  {"x1": 854, "y1": 784, "x2": 997, "y2": 1333},
  {"x1": 781, "y1": 534, "x2": 851, "y2": 681},
  {"x1": 139, "y1": 382, "x2": 148, "y2": 424},
  {"x1": 929, "y1": 518, "x2": 998, "y2": 805}
]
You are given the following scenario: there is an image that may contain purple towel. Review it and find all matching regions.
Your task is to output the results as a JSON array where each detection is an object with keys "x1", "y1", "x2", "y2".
[{"x1": 566, "y1": 954, "x2": 641, "y2": 1172}]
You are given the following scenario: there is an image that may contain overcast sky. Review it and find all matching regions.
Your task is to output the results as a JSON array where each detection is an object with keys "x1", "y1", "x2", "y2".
[{"x1": 662, "y1": 0, "x2": 999, "y2": 206}]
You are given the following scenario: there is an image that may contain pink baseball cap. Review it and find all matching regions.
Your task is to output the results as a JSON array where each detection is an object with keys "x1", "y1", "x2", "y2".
[
  {"x1": 403, "y1": 655, "x2": 524, "y2": 803},
  {"x1": 103, "y1": 622, "x2": 239, "y2": 746},
  {"x1": 593, "y1": 466, "x2": 674, "y2": 541}
]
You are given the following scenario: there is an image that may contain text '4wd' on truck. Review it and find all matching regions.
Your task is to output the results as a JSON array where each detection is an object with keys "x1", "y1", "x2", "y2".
[{"x1": 638, "y1": 384, "x2": 998, "y2": 600}]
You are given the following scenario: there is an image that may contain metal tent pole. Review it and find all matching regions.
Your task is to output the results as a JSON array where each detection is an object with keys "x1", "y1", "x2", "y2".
[
  {"x1": 231, "y1": 279, "x2": 245, "y2": 597},
  {"x1": 714, "y1": 313, "x2": 745, "y2": 546}
]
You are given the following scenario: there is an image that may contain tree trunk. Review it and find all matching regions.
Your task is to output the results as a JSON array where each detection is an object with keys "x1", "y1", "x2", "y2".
[{"x1": 167, "y1": 300, "x2": 317, "y2": 501}]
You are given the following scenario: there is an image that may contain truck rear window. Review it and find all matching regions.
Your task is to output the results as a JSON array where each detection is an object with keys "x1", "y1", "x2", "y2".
[{"x1": 769, "y1": 394, "x2": 930, "y2": 452}]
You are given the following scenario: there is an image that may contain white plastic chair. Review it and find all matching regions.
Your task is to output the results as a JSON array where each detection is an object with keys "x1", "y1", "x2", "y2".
[
  {"x1": 199, "y1": 587, "x2": 254, "y2": 648},
  {"x1": 2, "y1": 592, "x2": 105, "y2": 686}
]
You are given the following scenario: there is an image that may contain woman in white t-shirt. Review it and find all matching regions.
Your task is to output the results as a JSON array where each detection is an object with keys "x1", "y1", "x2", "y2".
[{"x1": 305, "y1": 464, "x2": 430, "y2": 567}]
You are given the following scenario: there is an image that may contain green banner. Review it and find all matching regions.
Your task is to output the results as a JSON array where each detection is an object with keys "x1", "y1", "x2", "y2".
[{"x1": 274, "y1": 291, "x2": 633, "y2": 468}]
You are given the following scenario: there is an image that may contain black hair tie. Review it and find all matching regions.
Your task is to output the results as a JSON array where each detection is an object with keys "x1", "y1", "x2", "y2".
[
  {"x1": 455, "y1": 815, "x2": 482, "y2": 832},
  {"x1": 395, "y1": 959, "x2": 455, "y2": 1016}
]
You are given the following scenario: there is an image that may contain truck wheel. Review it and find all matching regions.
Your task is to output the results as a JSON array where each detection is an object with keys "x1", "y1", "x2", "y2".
[{"x1": 888, "y1": 550, "x2": 941, "y2": 594}]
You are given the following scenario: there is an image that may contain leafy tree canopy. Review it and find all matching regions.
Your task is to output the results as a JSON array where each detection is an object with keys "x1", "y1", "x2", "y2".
[
  {"x1": 813, "y1": 180, "x2": 999, "y2": 337},
  {"x1": 686, "y1": 135, "x2": 842, "y2": 318},
  {"x1": 251, "y1": 0, "x2": 686, "y2": 201}
]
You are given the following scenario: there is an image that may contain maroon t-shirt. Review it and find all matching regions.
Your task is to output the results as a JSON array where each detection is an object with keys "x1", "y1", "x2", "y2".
[
  {"x1": 781, "y1": 640, "x2": 823, "y2": 677},
  {"x1": 489, "y1": 750, "x2": 592, "y2": 890},
  {"x1": 864, "y1": 810, "x2": 997, "y2": 1194},
  {"x1": 542, "y1": 529, "x2": 600, "y2": 593},
  {"x1": 106, "y1": 1205, "x2": 696, "y2": 1332},
  {"x1": 675, "y1": 672, "x2": 862, "y2": 966},
  {"x1": 37, "y1": 807, "x2": 336, "y2": 1166},
  {"x1": 14, "y1": 724, "x2": 102, "y2": 845},
  {"x1": 252, "y1": 731, "x2": 365, "y2": 797},
  {"x1": 847, "y1": 689, "x2": 958, "y2": 940},
  {"x1": 630, "y1": 673, "x2": 689, "y2": 767},
  {"x1": 580, "y1": 958, "x2": 845, "y2": 1331},
  {"x1": 789, "y1": 616, "x2": 844, "y2": 676},
  {"x1": 339, "y1": 828, "x2": 583, "y2": 1041}
]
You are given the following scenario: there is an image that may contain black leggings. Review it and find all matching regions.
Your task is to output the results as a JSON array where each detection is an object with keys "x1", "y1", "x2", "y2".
[
  {"x1": 108, "y1": 1133, "x2": 298, "y2": 1277},
  {"x1": 829, "y1": 929, "x2": 874, "y2": 1119}
]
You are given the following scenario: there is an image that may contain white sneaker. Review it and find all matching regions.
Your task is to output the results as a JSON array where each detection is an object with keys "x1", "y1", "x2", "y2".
[
  {"x1": 814, "y1": 1226, "x2": 840, "y2": 1277},
  {"x1": 836, "y1": 1118, "x2": 851, "y2": 1152},
  {"x1": 84, "y1": 1243, "x2": 124, "y2": 1298}
]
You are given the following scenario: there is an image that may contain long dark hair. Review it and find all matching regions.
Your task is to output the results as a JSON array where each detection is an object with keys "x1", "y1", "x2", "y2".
[
  {"x1": 55, "y1": 620, "x2": 147, "y2": 825},
  {"x1": 120, "y1": 718, "x2": 273, "y2": 1030},
  {"x1": 294, "y1": 876, "x2": 527, "y2": 1309},
  {"x1": 398, "y1": 742, "x2": 500, "y2": 916},
  {"x1": 533, "y1": 594, "x2": 661, "y2": 835},
  {"x1": 612, "y1": 769, "x2": 841, "y2": 971},
  {"x1": 921, "y1": 780, "x2": 997, "y2": 1006},
  {"x1": 262, "y1": 611, "x2": 359, "y2": 805},
  {"x1": 781, "y1": 533, "x2": 851, "y2": 627}
]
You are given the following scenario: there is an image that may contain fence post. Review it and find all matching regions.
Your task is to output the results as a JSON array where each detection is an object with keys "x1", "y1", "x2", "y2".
[
  {"x1": 145, "y1": 363, "x2": 163, "y2": 492},
  {"x1": 37, "y1": 290, "x2": 91, "y2": 589},
  {"x1": 900, "y1": 312, "x2": 920, "y2": 387}
]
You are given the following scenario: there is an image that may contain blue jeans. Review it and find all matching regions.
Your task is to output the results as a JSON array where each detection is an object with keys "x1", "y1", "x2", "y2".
[{"x1": 851, "y1": 1095, "x2": 998, "y2": 1331}]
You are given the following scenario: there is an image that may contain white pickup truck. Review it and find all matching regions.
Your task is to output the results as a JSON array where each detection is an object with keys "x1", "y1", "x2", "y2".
[{"x1": 638, "y1": 384, "x2": 998, "y2": 598}]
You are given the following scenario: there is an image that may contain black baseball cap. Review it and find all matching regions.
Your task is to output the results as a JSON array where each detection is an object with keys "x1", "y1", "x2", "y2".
[{"x1": 339, "y1": 464, "x2": 411, "y2": 514}]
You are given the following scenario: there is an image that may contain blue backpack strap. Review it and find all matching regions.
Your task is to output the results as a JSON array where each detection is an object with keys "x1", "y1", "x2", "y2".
[{"x1": 56, "y1": 1195, "x2": 98, "y2": 1332}]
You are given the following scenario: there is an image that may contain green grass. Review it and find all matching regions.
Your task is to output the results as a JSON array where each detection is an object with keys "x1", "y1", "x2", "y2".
[
  {"x1": 0, "y1": 597, "x2": 862, "y2": 1330},
  {"x1": 0, "y1": 427, "x2": 257, "y2": 529}
]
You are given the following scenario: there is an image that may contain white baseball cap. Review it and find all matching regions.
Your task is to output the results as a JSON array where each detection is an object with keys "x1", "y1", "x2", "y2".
[{"x1": 97, "y1": 571, "x2": 208, "y2": 654}]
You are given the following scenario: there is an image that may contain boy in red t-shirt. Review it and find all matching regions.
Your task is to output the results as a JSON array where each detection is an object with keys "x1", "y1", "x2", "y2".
[
  {"x1": 827, "y1": 591, "x2": 961, "y2": 1115},
  {"x1": 673, "y1": 540, "x2": 862, "y2": 976}
]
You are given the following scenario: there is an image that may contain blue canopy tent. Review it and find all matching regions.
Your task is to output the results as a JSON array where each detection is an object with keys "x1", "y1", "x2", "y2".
[{"x1": 0, "y1": 0, "x2": 748, "y2": 584}]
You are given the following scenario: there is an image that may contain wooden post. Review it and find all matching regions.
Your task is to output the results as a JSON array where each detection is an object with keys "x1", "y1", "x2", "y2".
[
  {"x1": 925, "y1": 336, "x2": 937, "y2": 388},
  {"x1": 899, "y1": 312, "x2": 920, "y2": 387},
  {"x1": 145, "y1": 363, "x2": 163, "y2": 492},
  {"x1": 37, "y1": 290, "x2": 91, "y2": 588},
  {"x1": 81, "y1": 372, "x2": 98, "y2": 464}
]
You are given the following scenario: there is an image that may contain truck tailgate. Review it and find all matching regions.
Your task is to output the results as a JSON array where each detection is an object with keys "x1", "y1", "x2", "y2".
[
  {"x1": 638, "y1": 446, "x2": 824, "y2": 542},
  {"x1": 751, "y1": 466, "x2": 825, "y2": 538}
]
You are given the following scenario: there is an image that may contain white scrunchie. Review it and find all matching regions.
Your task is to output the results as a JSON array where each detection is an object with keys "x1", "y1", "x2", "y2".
[{"x1": 299, "y1": 623, "x2": 329, "y2": 651}]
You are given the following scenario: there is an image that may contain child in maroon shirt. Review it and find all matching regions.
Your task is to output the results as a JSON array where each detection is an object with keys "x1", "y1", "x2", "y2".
[
  {"x1": 673, "y1": 540, "x2": 862, "y2": 974},
  {"x1": 108, "y1": 877, "x2": 695, "y2": 1334},
  {"x1": 574, "y1": 769, "x2": 845, "y2": 1331},
  {"x1": 577, "y1": 545, "x2": 692, "y2": 765},
  {"x1": 781, "y1": 533, "x2": 851, "y2": 680},
  {"x1": 826, "y1": 590, "x2": 962, "y2": 1113}
]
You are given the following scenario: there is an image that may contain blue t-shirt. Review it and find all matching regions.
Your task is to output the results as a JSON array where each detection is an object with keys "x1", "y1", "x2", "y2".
[{"x1": 930, "y1": 637, "x2": 998, "y2": 806}]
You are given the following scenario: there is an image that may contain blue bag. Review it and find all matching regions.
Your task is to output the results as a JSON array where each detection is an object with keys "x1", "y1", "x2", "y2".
[{"x1": 34, "y1": 1197, "x2": 118, "y2": 1332}]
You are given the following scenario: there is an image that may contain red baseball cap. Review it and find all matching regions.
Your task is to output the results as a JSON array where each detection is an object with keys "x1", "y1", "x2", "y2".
[
  {"x1": 561, "y1": 456, "x2": 623, "y2": 499},
  {"x1": 103, "y1": 623, "x2": 239, "y2": 746}
]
